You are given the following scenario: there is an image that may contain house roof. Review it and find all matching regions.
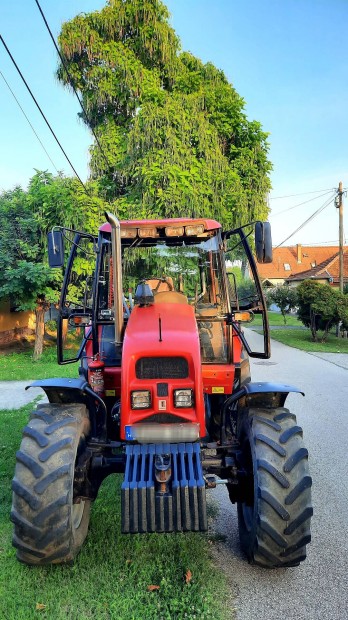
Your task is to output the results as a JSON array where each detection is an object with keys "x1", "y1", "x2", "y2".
[
  {"x1": 285, "y1": 249, "x2": 348, "y2": 284},
  {"x1": 257, "y1": 245, "x2": 348, "y2": 281}
]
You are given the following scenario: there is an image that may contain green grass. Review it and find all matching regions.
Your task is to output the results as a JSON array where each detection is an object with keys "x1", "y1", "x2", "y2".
[
  {"x1": 0, "y1": 346, "x2": 77, "y2": 381},
  {"x1": 252, "y1": 311, "x2": 300, "y2": 327},
  {"x1": 0, "y1": 404, "x2": 229, "y2": 620},
  {"x1": 268, "y1": 328, "x2": 348, "y2": 353}
]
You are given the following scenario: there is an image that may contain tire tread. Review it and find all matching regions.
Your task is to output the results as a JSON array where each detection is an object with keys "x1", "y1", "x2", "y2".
[
  {"x1": 237, "y1": 407, "x2": 312, "y2": 569},
  {"x1": 11, "y1": 404, "x2": 91, "y2": 565}
]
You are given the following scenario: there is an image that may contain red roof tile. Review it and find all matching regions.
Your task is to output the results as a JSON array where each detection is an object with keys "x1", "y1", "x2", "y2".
[
  {"x1": 257, "y1": 245, "x2": 348, "y2": 281},
  {"x1": 285, "y1": 249, "x2": 348, "y2": 284}
]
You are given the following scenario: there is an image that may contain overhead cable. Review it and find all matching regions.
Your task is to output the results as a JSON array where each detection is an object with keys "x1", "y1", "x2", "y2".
[
  {"x1": 34, "y1": 0, "x2": 111, "y2": 172},
  {"x1": 0, "y1": 70, "x2": 60, "y2": 174},
  {"x1": 275, "y1": 195, "x2": 335, "y2": 248},
  {"x1": 270, "y1": 188, "x2": 334, "y2": 200},
  {"x1": 0, "y1": 34, "x2": 89, "y2": 193},
  {"x1": 271, "y1": 190, "x2": 335, "y2": 217}
]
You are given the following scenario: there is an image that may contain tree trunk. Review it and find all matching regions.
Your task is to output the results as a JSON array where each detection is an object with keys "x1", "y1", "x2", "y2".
[
  {"x1": 33, "y1": 301, "x2": 47, "y2": 360},
  {"x1": 310, "y1": 308, "x2": 317, "y2": 342},
  {"x1": 62, "y1": 318, "x2": 68, "y2": 344}
]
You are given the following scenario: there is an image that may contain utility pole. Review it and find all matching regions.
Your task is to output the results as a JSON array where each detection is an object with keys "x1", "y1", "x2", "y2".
[{"x1": 335, "y1": 181, "x2": 344, "y2": 293}]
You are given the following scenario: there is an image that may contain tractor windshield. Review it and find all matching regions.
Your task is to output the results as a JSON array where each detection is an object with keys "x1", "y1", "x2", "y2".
[
  {"x1": 97, "y1": 234, "x2": 229, "y2": 319},
  {"x1": 123, "y1": 236, "x2": 228, "y2": 313}
]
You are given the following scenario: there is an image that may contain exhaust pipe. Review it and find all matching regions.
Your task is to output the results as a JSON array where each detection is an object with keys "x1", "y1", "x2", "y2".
[{"x1": 105, "y1": 212, "x2": 123, "y2": 345}]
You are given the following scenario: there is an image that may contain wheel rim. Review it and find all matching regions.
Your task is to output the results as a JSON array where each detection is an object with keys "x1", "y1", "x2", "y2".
[{"x1": 72, "y1": 501, "x2": 85, "y2": 529}]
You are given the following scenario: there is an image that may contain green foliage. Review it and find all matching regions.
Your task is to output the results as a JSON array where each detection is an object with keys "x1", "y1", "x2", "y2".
[
  {"x1": 58, "y1": 0, "x2": 272, "y2": 225},
  {"x1": 0, "y1": 171, "x2": 105, "y2": 313},
  {"x1": 0, "y1": 171, "x2": 106, "y2": 358},
  {"x1": 0, "y1": 262, "x2": 58, "y2": 312},
  {"x1": 266, "y1": 286, "x2": 298, "y2": 324},
  {"x1": 337, "y1": 293, "x2": 348, "y2": 329},
  {"x1": 296, "y1": 280, "x2": 345, "y2": 341}
]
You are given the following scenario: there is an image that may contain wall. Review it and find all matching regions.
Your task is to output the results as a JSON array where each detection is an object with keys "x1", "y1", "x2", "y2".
[{"x1": 0, "y1": 299, "x2": 35, "y2": 347}]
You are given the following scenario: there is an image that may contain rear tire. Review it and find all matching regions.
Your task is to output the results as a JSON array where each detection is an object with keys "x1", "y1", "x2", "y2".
[
  {"x1": 11, "y1": 403, "x2": 91, "y2": 565},
  {"x1": 237, "y1": 407, "x2": 312, "y2": 568}
]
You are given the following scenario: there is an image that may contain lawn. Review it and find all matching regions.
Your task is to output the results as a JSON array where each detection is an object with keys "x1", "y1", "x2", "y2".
[
  {"x1": 0, "y1": 346, "x2": 77, "y2": 381},
  {"x1": 268, "y1": 328, "x2": 348, "y2": 353},
  {"x1": 252, "y1": 311, "x2": 299, "y2": 327},
  {"x1": 0, "y1": 404, "x2": 229, "y2": 620},
  {"x1": 250, "y1": 312, "x2": 348, "y2": 353}
]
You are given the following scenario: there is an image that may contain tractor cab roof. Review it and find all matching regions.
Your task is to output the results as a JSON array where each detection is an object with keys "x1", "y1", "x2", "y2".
[{"x1": 99, "y1": 217, "x2": 222, "y2": 246}]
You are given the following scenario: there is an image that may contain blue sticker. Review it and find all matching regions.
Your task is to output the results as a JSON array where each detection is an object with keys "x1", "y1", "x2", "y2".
[{"x1": 125, "y1": 426, "x2": 134, "y2": 441}]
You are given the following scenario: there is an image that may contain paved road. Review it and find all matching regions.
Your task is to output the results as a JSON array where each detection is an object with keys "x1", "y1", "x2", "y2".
[
  {"x1": 211, "y1": 328, "x2": 348, "y2": 620},
  {"x1": 0, "y1": 381, "x2": 48, "y2": 409}
]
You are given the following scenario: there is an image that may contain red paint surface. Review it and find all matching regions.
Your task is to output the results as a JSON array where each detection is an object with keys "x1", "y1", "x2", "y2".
[{"x1": 120, "y1": 303, "x2": 205, "y2": 439}]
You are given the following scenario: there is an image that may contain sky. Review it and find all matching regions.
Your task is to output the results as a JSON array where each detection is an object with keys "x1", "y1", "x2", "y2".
[{"x1": 1, "y1": 0, "x2": 347, "y2": 246}]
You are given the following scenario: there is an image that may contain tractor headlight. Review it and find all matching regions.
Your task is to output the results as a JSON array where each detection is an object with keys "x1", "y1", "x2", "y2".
[
  {"x1": 131, "y1": 390, "x2": 151, "y2": 409},
  {"x1": 174, "y1": 389, "x2": 193, "y2": 408}
]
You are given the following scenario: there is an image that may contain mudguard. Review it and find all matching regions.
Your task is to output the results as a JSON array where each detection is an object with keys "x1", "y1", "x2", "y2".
[
  {"x1": 224, "y1": 381, "x2": 304, "y2": 410},
  {"x1": 26, "y1": 378, "x2": 107, "y2": 439},
  {"x1": 26, "y1": 378, "x2": 89, "y2": 403},
  {"x1": 244, "y1": 382, "x2": 304, "y2": 397}
]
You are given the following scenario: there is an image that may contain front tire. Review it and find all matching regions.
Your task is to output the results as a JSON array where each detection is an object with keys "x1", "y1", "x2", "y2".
[
  {"x1": 237, "y1": 407, "x2": 312, "y2": 568},
  {"x1": 11, "y1": 403, "x2": 91, "y2": 565}
]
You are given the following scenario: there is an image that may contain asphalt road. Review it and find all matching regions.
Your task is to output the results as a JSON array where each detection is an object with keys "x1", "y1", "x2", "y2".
[{"x1": 211, "y1": 328, "x2": 348, "y2": 620}]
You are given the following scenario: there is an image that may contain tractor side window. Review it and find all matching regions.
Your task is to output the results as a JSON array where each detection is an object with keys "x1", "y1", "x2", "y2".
[
  {"x1": 64, "y1": 237, "x2": 96, "y2": 311},
  {"x1": 225, "y1": 238, "x2": 259, "y2": 312},
  {"x1": 224, "y1": 228, "x2": 270, "y2": 359},
  {"x1": 59, "y1": 235, "x2": 96, "y2": 364}
]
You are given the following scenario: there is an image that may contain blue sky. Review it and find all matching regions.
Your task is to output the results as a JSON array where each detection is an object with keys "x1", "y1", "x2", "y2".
[{"x1": 1, "y1": 0, "x2": 347, "y2": 245}]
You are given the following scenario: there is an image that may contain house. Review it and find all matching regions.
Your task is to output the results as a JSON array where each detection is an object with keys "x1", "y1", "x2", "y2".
[
  {"x1": 257, "y1": 244, "x2": 348, "y2": 288},
  {"x1": 0, "y1": 299, "x2": 35, "y2": 348}
]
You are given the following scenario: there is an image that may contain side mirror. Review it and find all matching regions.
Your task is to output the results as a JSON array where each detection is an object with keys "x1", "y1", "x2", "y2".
[
  {"x1": 48, "y1": 230, "x2": 64, "y2": 268},
  {"x1": 255, "y1": 221, "x2": 272, "y2": 263}
]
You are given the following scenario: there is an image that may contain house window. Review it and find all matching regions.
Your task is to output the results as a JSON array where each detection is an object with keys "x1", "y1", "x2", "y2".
[
  {"x1": 311, "y1": 262, "x2": 316, "y2": 268},
  {"x1": 284, "y1": 263, "x2": 291, "y2": 271}
]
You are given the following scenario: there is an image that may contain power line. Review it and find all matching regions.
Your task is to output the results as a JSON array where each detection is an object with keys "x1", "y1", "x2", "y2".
[
  {"x1": 303, "y1": 240, "x2": 340, "y2": 246},
  {"x1": 34, "y1": 0, "x2": 111, "y2": 172},
  {"x1": 0, "y1": 70, "x2": 60, "y2": 174},
  {"x1": 0, "y1": 34, "x2": 89, "y2": 193},
  {"x1": 271, "y1": 189, "x2": 335, "y2": 217},
  {"x1": 270, "y1": 188, "x2": 334, "y2": 200},
  {"x1": 275, "y1": 195, "x2": 335, "y2": 248}
]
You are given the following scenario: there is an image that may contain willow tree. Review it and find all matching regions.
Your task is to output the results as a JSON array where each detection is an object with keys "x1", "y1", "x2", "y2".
[{"x1": 58, "y1": 0, "x2": 271, "y2": 227}]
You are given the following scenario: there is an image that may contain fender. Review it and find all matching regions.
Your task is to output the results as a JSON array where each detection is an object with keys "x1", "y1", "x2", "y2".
[
  {"x1": 26, "y1": 378, "x2": 107, "y2": 440},
  {"x1": 223, "y1": 381, "x2": 304, "y2": 412}
]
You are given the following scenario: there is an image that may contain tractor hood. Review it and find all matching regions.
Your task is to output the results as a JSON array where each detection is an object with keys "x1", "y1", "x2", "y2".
[{"x1": 120, "y1": 303, "x2": 205, "y2": 439}]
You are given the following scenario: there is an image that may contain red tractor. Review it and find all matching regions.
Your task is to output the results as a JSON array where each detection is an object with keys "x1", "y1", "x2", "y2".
[{"x1": 11, "y1": 214, "x2": 312, "y2": 567}]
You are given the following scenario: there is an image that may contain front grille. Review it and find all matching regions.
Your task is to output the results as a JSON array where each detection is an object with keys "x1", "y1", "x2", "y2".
[
  {"x1": 141, "y1": 413, "x2": 188, "y2": 424},
  {"x1": 136, "y1": 357, "x2": 189, "y2": 379}
]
